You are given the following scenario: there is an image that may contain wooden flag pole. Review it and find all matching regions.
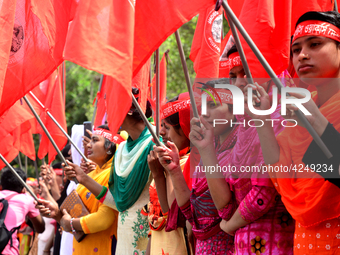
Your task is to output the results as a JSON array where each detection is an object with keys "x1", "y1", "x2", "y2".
[{"x1": 155, "y1": 49, "x2": 160, "y2": 137}]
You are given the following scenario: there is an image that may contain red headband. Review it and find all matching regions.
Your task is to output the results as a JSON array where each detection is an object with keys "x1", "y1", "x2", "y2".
[
  {"x1": 53, "y1": 168, "x2": 63, "y2": 176},
  {"x1": 293, "y1": 20, "x2": 340, "y2": 43},
  {"x1": 202, "y1": 88, "x2": 233, "y2": 104},
  {"x1": 93, "y1": 128, "x2": 124, "y2": 144},
  {"x1": 161, "y1": 98, "x2": 191, "y2": 119},
  {"x1": 227, "y1": 52, "x2": 242, "y2": 70}
]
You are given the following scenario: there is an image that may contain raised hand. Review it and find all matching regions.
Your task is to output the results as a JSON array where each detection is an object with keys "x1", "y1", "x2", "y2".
[
  {"x1": 34, "y1": 198, "x2": 59, "y2": 219},
  {"x1": 153, "y1": 142, "x2": 181, "y2": 174},
  {"x1": 244, "y1": 83, "x2": 272, "y2": 120},
  {"x1": 63, "y1": 160, "x2": 87, "y2": 184},
  {"x1": 281, "y1": 92, "x2": 328, "y2": 135},
  {"x1": 147, "y1": 150, "x2": 164, "y2": 179},
  {"x1": 80, "y1": 158, "x2": 97, "y2": 174},
  {"x1": 189, "y1": 116, "x2": 214, "y2": 152}
]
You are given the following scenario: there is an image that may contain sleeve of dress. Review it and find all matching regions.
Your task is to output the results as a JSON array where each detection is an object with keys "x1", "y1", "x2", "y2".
[
  {"x1": 179, "y1": 200, "x2": 194, "y2": 226},
  {"x1": 165, "y1": 199, "x2": 188, "y2": 232},
  {"x1": 302, "y1": 122, "x2": 340, "y2": 187},
  {"x1": 237, "y1": 185, "x2": 277, "y2": 223},
  {"x1": 80, "y1": 204, "x2": 117, "y2": 234},
  {"x1": 217, "y1": 201, "x2": 235, "y2": 221},
  {"x1": 96, "y1": 186, "x2": 117, "y2": 210}
]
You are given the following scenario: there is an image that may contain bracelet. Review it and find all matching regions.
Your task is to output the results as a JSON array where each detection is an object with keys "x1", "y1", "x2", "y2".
[
  {"x1": 70, "y1": 218, "x2": 76, "y2": 233},
  {"x1": 95, "y1": 186, "x2": 108, "y2": 200}
]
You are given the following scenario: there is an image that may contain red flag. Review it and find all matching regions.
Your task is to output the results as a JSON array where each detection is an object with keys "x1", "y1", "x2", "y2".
[
  {"x1": 0, "y1": 101, "x2": 36, "y2": 169},
  {"x1": 106, "y1": 60, "x2": 151, "y2": 135},
  {"x1": 34, "y1": 69, "x2": 67, "y2": 163},
  {"x1": 219, "y1": 30, "x2": 232, "y2": 78},
  {"x1": 236, "y1": 0, "x2": 292, "y2": 78},
  {"x1": 190, "y1": 5, "x2": 223, "y2": 78},
  {"x1": 133, "y1": 0, "x2": 215, "y2": 76},
  {"x1": 0, "y1": 0, "x2": 16, "y2": 103},
  {"x1": 148, "y1": 53, "x2": 167, "y2": 119},
  {"x1": 291, "y1": 0, "x2": 334, "y2": 34},
  {"x1": 64, "y1": 0, "x2": 214, "y2": 133},
  {"x1": 0, "y1": 0, "x2": 75, "y2": 117}
]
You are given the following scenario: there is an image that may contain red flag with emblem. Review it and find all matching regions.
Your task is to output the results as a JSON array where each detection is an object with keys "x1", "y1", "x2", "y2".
[
  {"x1": 190, "y1": 5, "x2": 223, "y2": 78},
  {"x1": 0, "y1": 0, "x2": 75, "y2": 117}
]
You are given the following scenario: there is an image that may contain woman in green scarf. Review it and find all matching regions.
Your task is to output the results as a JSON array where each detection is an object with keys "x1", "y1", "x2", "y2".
[{"x1": 64, "y1": 88, "x2": 155, "y2": 255}]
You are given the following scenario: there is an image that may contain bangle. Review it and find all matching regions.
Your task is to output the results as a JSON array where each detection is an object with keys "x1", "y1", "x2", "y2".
[
  {"x1": 70, "y1": 218, "x2": 76, "y2": 233},
  {"x1": 95, "y1": 186, "x2": 108, "y2": 200}
]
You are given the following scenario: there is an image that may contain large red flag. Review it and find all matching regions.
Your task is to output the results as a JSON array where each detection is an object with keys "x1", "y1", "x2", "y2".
[
  {"x1": 0, "y1": 0, "x2": 75, "y2": 117},
  {"x1": 133, "y1": 0, "x2": 215, "y2": 76},
  {"x1": 0, "y1": 101, "x2": 36, "y2": 169},
  {"x1": 0, "y1": 0, "x2": 16, "y2": 103},
  {"x1": 237, "y1": 0, "x2": 292, "y2": 78},
  {"x1": 105, "y1": 60, "x2": 151, "y2": 135},
  {"x1": 190, "y1": 5, "x2": 223, "y2": 78}
]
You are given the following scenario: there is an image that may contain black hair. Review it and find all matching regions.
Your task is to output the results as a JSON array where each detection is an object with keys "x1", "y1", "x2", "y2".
[
  {"x1": 164, "y1": 96, "x2": 180, "y2": 131},
  {"x1": 62, "y1": 144, "x2": 71, "y2": 158},
  {"x1": 128, "y1": 87, "x2": 152, "y2": 121},
  {"x1": 294, "y1": 11, "x2": 340, "y2": 49},
  {"x1": 1, "y1": 168, "x2": 27, "y2": 193},
  {"x1": 52, "y1": 162, "x2": 62, "y2": 169},
  {"x1": 226, "y1": 44, "x2": 238, "y2": 58},
  {"x1": 97, "y1": 124, "x2": 116, "y2": 161},
  {"x1": 296, "y1": 11, "x2": 340, "y2": 29}
]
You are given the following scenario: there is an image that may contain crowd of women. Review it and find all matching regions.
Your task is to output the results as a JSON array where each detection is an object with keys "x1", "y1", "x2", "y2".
[{"x1": 31, "y1": 10, "x2": 340, "y2": 255}]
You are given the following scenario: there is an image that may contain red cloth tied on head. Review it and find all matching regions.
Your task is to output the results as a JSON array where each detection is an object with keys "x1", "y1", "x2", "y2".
[
  {"x1": 292, "y1": 20, "x2": 340, "y2": 43},
  {"x1": 53, "y1": 168, "x2": 63, "y2": 176},
  {"x1": 178, "y1": 93, "x2": 191, "y2": 139},
  {"x1": 93, "y1": 128, "x2": 124, "y2": 144},
  {"x1": 202, "y1": 88, "x2": 233, "y2": 105},
  {"x1": 227, "y1": 52, "x2": 242, "y2": 70},
  {"x1": 161, "y1": 93, "x2": 192, "y2": 139}
]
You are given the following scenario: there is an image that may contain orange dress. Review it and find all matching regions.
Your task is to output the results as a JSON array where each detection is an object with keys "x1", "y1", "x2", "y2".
[{"x1": 271, "y1": 90, "x2": 340, "y2": 254}]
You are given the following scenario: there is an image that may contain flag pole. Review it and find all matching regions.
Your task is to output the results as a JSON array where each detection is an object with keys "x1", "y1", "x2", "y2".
[
  {"x1": 17, "y1": 154, "x2": 23, "y2": 170},
  {"x1": 155, "y1": 49, "x2": 160, "y2": 137},
  {"x1": 0, "y1": 154, "x2": 39, "y2": 201},
  {"x1": 29, "y1": 92, "x2": 89, "y2": 163},
  {"x1": 174, "y1": 30, "x2": 199, "y2": 119},
  {"x1": 131, "y1": 93, "x2": 162, "y2": 146},
  {"x1": 25, "y1": 155, "x2": 28, "y2": 174},
  {"x1": 221, "y1": 0, "x2": 332, "y2": 159},
  {"x1": 335, "y1": 0, "x2": 338, "y2": 12},
  {"x1": 34, "y1": 158, "x2": 40, "y2": 187},
  {"x1": 92, "y1": 74, "x2": 104, "y2": 126},
  {"x1": 225, "y1": 13, "x2": 253, "y2": 84},
  {"x1": 23, "y1": 96, "x2": 79, "y2": 184}
]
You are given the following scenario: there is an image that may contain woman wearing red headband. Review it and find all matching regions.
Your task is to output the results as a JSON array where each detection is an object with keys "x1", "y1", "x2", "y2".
[
  {"x1": 154, "y1": 89, "x2": 236, "y2": 254},
  {"x1": 245, "y1": 11, "x2": 340, "y2": 254}
]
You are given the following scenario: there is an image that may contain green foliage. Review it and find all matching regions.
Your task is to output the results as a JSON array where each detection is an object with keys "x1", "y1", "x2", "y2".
[{"x1": 64, "y1": 62, "x2": 101, "y2": 132}]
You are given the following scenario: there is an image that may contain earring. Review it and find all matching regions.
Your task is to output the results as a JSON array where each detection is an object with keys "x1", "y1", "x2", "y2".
[{"x1": 107, "y1": 151, "x2": 112, "y2": 155}]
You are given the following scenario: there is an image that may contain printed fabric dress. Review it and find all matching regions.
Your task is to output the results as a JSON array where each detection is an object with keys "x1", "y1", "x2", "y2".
[
  {"x1": 222, "y1": 79, "x2": 296, "y2": 254},
  {"x1": 271, "y1": 90, "x2": 340, "y2": 254},
  {"x1": 180, "y1": 126, "x2": 239, "y2": 255},
  {"x1": 97, "y1": 127, "x2": 155, "y2": 255}
]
